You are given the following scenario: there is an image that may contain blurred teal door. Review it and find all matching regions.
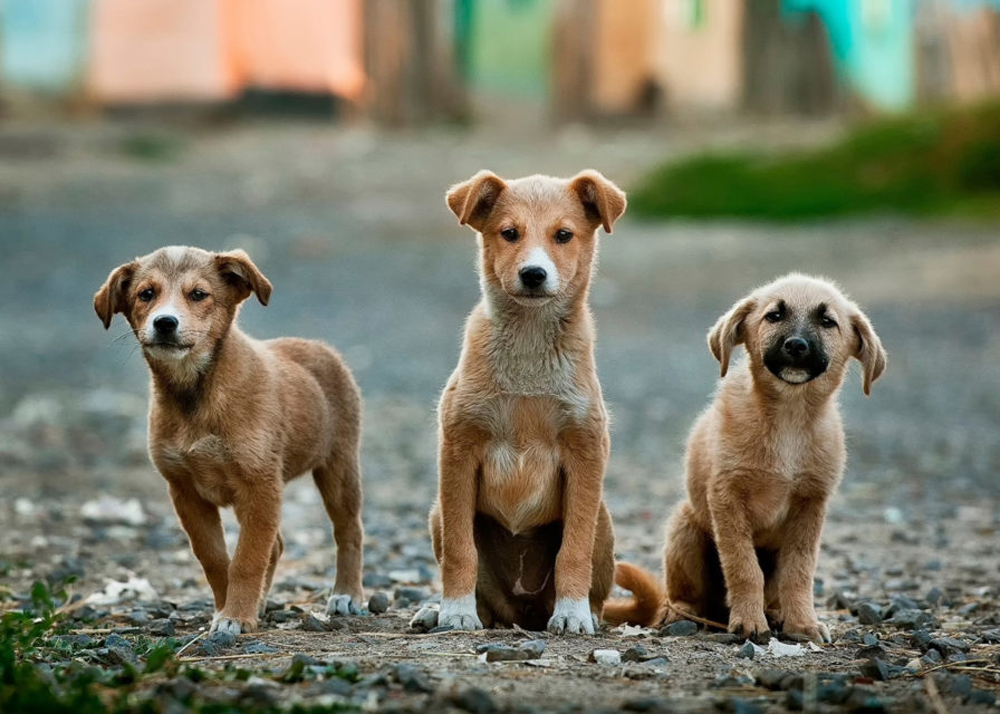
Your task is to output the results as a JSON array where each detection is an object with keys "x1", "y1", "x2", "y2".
[{"x1": 0, "y1": 0, "x2": 90, "y2": 93}]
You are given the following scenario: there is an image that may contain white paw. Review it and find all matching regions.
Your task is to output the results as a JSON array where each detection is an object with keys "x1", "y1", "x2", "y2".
[
  {"x1": 326, "y1": 593, "x2": 363, "y2": 616},
  {"x1": 547, "y1": 597, "x2": 595, "y2": 635},
  {"x1": 438, "y1": 594, "x2": 483, "y2": 630},
  {"x1": 210, "y1": 614, "x2": 245, "y2": 636}
]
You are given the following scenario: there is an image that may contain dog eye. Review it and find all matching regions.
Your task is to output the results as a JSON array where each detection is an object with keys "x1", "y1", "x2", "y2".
[
  {"x1": 189, "y1": 289, "x2": 209, "y2": 302},
  {"x1": 501, "y1": 228, "x2": 519, "y2": 242},
  {"x1": 820, "y1": 316, "x2": 837, "y2": 328},
  {"x1": 138, "y1": 288, "x2": 155, "y2": 302},
  {"x1": 555, "y1": 229, "x2": 573, "y2": 244},
  {"x1": 765, "y1": 311, "x2": 783, "y2": 323}
]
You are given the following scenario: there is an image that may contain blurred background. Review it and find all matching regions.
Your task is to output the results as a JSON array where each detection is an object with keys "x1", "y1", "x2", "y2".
[{"x1": 1, "y1": 0, "x2": 999, "y2": 604}]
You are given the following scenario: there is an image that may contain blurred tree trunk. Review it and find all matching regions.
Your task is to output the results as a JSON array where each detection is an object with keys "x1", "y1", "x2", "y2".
[
  {"x1": 742, "y1": 0, "x2": 840, "y2": 115},
  {"x1": 551, "y1": 0, "x2": 598, "y2": 124},
  {"x1": 363, "y1": 0, "x2": 468, "y2": 126}
]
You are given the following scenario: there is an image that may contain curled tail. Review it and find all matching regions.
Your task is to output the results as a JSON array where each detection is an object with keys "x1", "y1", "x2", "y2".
[{"x1": 602, "y1": 562, "x2": 665, "y2": 627}]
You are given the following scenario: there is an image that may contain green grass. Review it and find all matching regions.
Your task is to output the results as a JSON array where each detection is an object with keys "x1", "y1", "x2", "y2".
[{"x1": 630, "y1": 103, "x2": 1000, "y2": 221}]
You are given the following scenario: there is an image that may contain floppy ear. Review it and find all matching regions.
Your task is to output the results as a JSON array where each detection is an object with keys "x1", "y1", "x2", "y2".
[
  {"x1": 568, "y1": 170, "x2": 627, "y2": 234},
  {"x1": 446, "y1": 170, "x2": 507, "y2": 232},
  {"x1": 94, "y1": 261, "x2": 137, "y2": 329},
  {"x1": 851, "y1": 309, "x2": 887, "y2": 395},
  {"x1": 707, "y1": 297, "x2": 756, "y2": 378},
  {"x1": 215, "y1": 250, "x2": 272, "y2": 306}
]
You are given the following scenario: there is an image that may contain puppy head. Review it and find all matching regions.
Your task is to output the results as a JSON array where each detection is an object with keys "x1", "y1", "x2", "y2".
[
  {"x1": 708, "y1": 274, "x2": 886, "y2": 395},
  {"x1": 94, "y1": 246, "x2": 271, "y2": 372},
  {"x1": 446, "y1": 170, "x2": 626, "y2": 307}
]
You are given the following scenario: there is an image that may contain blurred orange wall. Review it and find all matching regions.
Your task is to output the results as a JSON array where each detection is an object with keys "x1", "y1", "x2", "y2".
[
  {"x1": 657, "y1": 0, "x2": 744, "y2": 111},
  {"x1": 88, "y1": 0, "x2": 363, "y2": 103},
  {"x1": 235, "y1": 0, "x2": 363, "y2": 100},
  {"x1": 89, "y1": 0, "x2": 241, "y2": 102},
  {"x1": 591, "y1": 0, "x2": 661, "y2": 113}
]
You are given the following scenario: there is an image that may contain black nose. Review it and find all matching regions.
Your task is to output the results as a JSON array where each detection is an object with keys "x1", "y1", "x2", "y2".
[
  {"x1": 153, "y1": 315, "x2": 178, "y2": 335},
  {"x1": 783, "y1": 336, "x2": 809, "y2": 357},
  {"x1": 519, "y1": 266, "x2": 547, "y2": 289}
]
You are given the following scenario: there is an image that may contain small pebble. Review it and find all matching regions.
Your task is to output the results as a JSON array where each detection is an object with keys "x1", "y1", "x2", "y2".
[
  {"x1": 394, "y1": 586, "x2": 428, "y2": 606},
  {"x1": 660, "y1": 619, "x2": 698, "y2": 637},
  {"x1": 622, "y1": 645, "x2": 650, "y2": 662},
  {"x1": 409, "y1": 605, "x2": 439, "y2": 632},
  {"x1": 589, "y1": 648, "x2": 621, "y2": 665},
  {"x1": 394, "y1": 663, "x2": 434, "y2": 693},
  {"x1": 737, "y1": 641, "x2": 755, "y2": 659},
  {"x1": 368, "y1": 591, "x2": 390, "y2": 614},
  {"x1": 147, "y1": 618, "x2": 175, "y2": 637},
  {"x1": 857, "y1": 602, "x2": 882, "y2": 625},
  {"x1": 451, "y1": 686, "x2": 497, "y2": 714}
]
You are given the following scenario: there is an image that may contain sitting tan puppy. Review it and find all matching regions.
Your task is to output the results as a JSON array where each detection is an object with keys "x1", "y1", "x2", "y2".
[
  {"x1": 94, "y1": 246, "x2": 365, "y2": 634},
  {"x1": 606, "y1": 274, "x2": 886, "y2": 643},
  {"x1": 426, "y1": 170, "x2": 626, "y2": 634}
]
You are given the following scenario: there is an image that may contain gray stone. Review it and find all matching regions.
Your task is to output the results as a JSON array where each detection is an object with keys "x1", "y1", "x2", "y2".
[
  {"x1": 660, "y1": 620, "x2": 698, "y2": 637},
  {"x1": 368, "y1": 591, "x2": 390, "y2": 614},
  {"x1": 857, "y1": 602, "x2": 883, "y2": 625},
  {"x1": 394, "y1": 587, "x2": 428, "y2": 606},
  {"x1": 451, "y1": 686, "x2": 497, "y2": 714},
  {"x1": 409, "y1": 605, "x2": 439, "y2": 632},
  {"x1": 394, "y1": 663, "x2": 434, "y2": 693},
  {"x1": 147, "y1": 618, "x2": 175, "y2": 637},
  {"x1": 737, "y1": 641, "x2": 755, "y2": 659}
]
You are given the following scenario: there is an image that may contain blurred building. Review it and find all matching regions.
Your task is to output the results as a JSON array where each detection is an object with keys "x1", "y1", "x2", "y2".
[{"x1": 0, "y1": 0, "x2": 997, "y2": 121}]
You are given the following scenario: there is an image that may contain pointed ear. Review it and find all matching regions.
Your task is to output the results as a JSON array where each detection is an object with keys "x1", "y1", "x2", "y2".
[
  {"x1": 851, "y1": 309, "x2": 886, "y2": 395},
  {"x1": 446, "y1": 170, "x2": 507, "y2": 232},
  {"x1": 94, "y1": 261, "x2": 137, "y2": 329},
  {"x1": 707, "y1": 297, "x2": 756, "y2": 378},
  {"x1": 568, "y1": 170, "x2": 627, "y2": 234},
  {"x1": 215, "y1": 250, "x2": 272, "y2": 306}
]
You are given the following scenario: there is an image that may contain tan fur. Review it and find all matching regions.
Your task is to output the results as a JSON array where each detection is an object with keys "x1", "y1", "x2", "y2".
[
  {"x1": 614, "y1": 274, "x2": 886, "y2": 643},
  {"x1": 430, "y1": 170, "x2": 626, "y2": 633},
  {"x1": 603, "y1": 562, "x2": 666, "y2": 626},
  {"x1": 94, "y1": 246, "x2": 365, "y2": 634}
]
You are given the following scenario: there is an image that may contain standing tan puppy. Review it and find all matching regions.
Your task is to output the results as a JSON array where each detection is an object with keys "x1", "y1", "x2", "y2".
[
  {"x1": 426, "y1": 170, "x2": 626, "y2": 633},
  {"x1": 606, "y1": 274, "x2": 886, "y2": 643},
  {"x1": 94, "y1": 246, "x2": 365, "y2": 635}
]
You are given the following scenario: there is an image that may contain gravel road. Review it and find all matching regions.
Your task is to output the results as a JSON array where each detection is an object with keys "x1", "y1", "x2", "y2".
[{"x1": 1, "y1": 119, "x2": 998, "y2": 712}]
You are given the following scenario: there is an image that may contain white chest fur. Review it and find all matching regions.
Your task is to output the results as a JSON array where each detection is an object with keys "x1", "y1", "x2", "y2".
[{"x1": 474, "y1": 396, "x2": 565, "y2": 534}]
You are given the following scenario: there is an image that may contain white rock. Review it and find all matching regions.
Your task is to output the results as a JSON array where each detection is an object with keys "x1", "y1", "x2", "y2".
[{"x1": 590, "y1": 649, "x2": 622, "y2": 665}]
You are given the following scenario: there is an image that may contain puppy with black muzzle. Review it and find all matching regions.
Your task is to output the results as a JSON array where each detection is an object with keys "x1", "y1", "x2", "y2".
[
  {"x1": 94, "y1": 246, "x2": 365, "y2": 634},
  {"x1": 424, "y1": 170, "x2": 627, "y2": 634},
  {"x1": 605, "y1": 274, "x2": 887, "y2": 643}
]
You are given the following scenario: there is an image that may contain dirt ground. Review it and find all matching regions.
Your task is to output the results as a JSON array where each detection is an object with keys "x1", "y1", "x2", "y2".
[{"x1": 1, "y1": 118, "x2": 999, "y2": 712}]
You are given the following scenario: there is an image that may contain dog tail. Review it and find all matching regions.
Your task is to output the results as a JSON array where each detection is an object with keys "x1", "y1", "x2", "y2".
[{"x1": 602, "y1": 562, "x2": 665, "y2": 627}]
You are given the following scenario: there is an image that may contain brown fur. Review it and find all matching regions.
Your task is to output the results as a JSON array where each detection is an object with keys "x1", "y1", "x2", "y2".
[
  {"x1": 428, "y1": 170, "x2": 626, "y2": 633},
  {"x1": 611, "y1": 274, "x2": 886, "y2": 643},
  {"x1": 94, "y1": 246, "x2": 365, "y2": 634}
]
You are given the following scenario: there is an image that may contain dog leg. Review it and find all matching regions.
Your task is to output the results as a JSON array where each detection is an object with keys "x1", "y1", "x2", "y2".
[
  {"x1": 774, "y1": 498, "x2": 831, "y2": 643},
  {"x1": 548, "y1": 428, "x2": 607, "y2": 635},
  {"x1": 259, "y1": 531, "x2": 284, "y2": 617},
  {"x1": 663, "y1": 501, "x2": 715, "y2": 624},
  {"x1": 709, "y1": 479, "x2": 770, "y2": 642},
  {"x1": 313, "y1": 460, "x2": 365, "y2": 616},
  {"x1": 168, "y1": 482, "x2": 230, "y2": 613},
  {"x1": 589, "y1": 503, "x2": 615, "y2": 625},
  {"x1": 436, "y1": 437, "x2": 483, "y2": 630},
  {"x1": 214, "y1": 488, "x2": 281, "y2": 635}
]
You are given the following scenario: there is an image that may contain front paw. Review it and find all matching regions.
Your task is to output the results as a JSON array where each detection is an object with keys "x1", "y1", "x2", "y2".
[
  {"x1": 438, "y1": 594, "x2": 483, "y2": 630},
  {"x1": 728, "y1": 606, "x2": 770, "y2": 643},
  {"x1": 783, "y1": 617, "x2": 831, "y2": 644},
  {"x1": 327, "y1": 592, "x2": 363, "y2": 616},
  {"x1": 211, "y1": 611, "x2": 256, "y2": 635},
  {"x1": 547, "y1": 598, "x2": 596, "y2": 635}
]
